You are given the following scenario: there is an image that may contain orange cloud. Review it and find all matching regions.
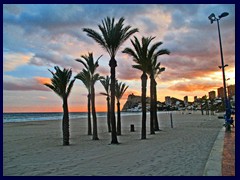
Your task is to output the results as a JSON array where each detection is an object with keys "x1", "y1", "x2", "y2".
[
  {"x1": 169, "y1": 81, "x2": 222, "y2": 92},
  {"x1": 35, "y1": 77, "x2": 51, "y2": 85}
]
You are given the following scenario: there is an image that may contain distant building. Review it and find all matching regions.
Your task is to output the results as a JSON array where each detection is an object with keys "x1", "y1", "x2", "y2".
[
  {"x1": 209, "y1": 91, "x2": 216, "y2": 100},
  {"x1": 184, "y1": 96, "x2": 188, "y2": 106},
  {"x1": 217, "y1": 87, "x2": 224, "y2": 99},
  {"x1": 165, "y1": 96, "x2": 171, "y2": 106},
  {"x1": 227, "y1": 85, "x2": 235, "y2": 98},
  {"x1": 194, "y1": 96, "x2": 198, "y2": 102}
]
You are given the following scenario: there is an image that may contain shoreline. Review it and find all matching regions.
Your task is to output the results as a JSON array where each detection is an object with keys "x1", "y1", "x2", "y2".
[
  {"x1": 3, "y1": 110, "x2": 210, "y2": 124},
  {"x1": 4, "y1": 113, "x2": 224, "y2": 176}
]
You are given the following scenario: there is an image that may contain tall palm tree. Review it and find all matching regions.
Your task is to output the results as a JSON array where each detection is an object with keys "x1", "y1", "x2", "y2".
[
  {"x1": 100, "y1": 76, "x2": 111, "y2": 132},
  {"x1": 115, "y1": 81, "x2": 129, "y2": 135},
  {"x1": 83, "y1": 17, "x2": 138, "y2": 144},
  {"x1": 75, "y1": 69, "x2": 92, "y2": 135},
  {"x1": 44, "y1": 66, "x2": 75, "y2": 146},
  {"x1": 149, "y1": 51, "x2": 169, "y2": 132},
  {"x1": 122, "y1": 36, "x2": 155, "y2": 139},
  {"x1": 75, "y1": 53, "x2": 102, "y2": 140},
  {"x1": 152, "y1": 65, "x2": 166, "y2": 131}
]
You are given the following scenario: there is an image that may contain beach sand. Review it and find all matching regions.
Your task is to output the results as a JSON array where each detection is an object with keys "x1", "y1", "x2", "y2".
[{"x1": 3, "y1": 112, "x2": 223, "y2": 176}]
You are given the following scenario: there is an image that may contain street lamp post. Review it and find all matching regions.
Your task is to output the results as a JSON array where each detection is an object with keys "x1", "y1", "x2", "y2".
[{"x1": 208, "y1": 12, "x2": 231, "y2": 126}]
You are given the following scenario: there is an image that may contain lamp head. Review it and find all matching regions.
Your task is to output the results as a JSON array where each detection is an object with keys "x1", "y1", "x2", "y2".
[
  {"x1": 208, "y1": 13, "x2": 216, "y2": 24},
  {"x1": 219, "y1": 12, "x2": 229, "y2": 19}
]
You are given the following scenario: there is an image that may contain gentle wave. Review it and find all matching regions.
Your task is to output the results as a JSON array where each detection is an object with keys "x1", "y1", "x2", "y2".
[
  {"x1": 2, "y1": 111, "x2": 176, "y2": 123},
  {"x1": 3, "y1": 111, "x2": 145, "y2": 123}
]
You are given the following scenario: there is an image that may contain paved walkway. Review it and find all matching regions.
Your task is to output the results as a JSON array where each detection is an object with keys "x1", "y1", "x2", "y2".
[
  {"x1": 204, "y1": 115, "x2": 235, "y2": 176},
  {"x1": 222, "y1": 123, "x2": 235, "y2": 176}
]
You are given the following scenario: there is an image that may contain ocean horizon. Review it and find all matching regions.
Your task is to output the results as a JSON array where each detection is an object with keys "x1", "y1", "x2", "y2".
[{"x1": 3, "y1": 111, "x2": 145, "y2": 123}]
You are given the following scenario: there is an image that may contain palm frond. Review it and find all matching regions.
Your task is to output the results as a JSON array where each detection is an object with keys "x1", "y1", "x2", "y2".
[
  {"x1": 83, "y1": 28, "x2": 107, "y2": 51},
  {"x1": 66, "y1": 79, "x2": 75, "y2": 98},
  {"x1": 83, "y1": 17, "x2": 138, "y2": 58},
  {"x1": 115, "y1": 81, "x2": 129, "y2": 100},
  {"x1": 75, "y1": 69, "x2": 91, "y2": 90},
  {"x1": 100, "y1": 75, "x2": 111, "y2": 95},
  {"x1": 45, "y1": 66, "x2": 74, "y2": 99},
  {"x1": 99, "y1": 92, "x2": 109, "y2": 97}
]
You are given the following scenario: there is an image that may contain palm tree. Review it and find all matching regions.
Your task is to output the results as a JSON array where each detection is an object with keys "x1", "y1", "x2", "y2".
[
  {"x1": 152, "y1": 65, "x2": 166, "y2": 131},
  {"x1": 75, "y1": 53, "x2": 102, "y2": 140},
  {"x1": 149, "y1": 51, "x2": 169, "y2": 132},
  {"x1": 122, "y1": 36, "x2": 155, "y2": 139},
  {"x1": 100, "y1": 76, "x2": 111, "y2": 132},
  {"x1": 44, "y1": 66, "x2": 75, "y2": 145},
  {"x1": 115, "y1": 81, "x2": 129, "y2": 135},
  {"x1": 75, "y1": 69, "x2": 92, "y2": 135},
  {"x1": 83, "y1": 17, "x2": 138, "y2": 144}
]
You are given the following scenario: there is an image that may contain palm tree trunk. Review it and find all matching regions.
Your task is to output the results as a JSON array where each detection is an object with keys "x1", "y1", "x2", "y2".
[
  {"x1": 62, "y1": 97, "x2": 70, "y2": 145},
  {"x1": 141, "y1": 73, "x2": 147, "y2": 139},
  {"x1": 87, "y1": 93, "x2": 92, "y2": 135},
  {"x1": 154, "y1": 79, "x2": 160, "y2": 131},
  {"x1": 109, "y1": 58, "x2": 118, "y2": 144},
  {"x1": 91, "y1": 84, "x2": 99, "y2": 140},
  {"x1": 117, "y1": 100, "x2": 121, "y2": 135},
  {"x1": 107, "y1": 96, "x2": 111, "y2": 132},
  {"x1": 150, "y1": 75, "x2": 155, "y2": 134}
]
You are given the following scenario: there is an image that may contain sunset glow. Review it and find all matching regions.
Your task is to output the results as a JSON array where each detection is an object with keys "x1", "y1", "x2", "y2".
[{"x1": 3, "y1": 4, "x2": 235, "y2": 113}]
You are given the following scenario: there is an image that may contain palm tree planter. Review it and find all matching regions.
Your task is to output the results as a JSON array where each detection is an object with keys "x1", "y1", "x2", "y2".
[
  {"x1": 83, "y1": 17, "x2": 138, "y2": 144},
  {"x1": 115, "y1": 81, "x2": 129, "y2": 135},
  {"x1": 100, "y1": 76, "x2": 111, "y2": 132},
  {"x1": 44, "y1": 66, "x2": 75, "y2": 146},
  {"x1": 75, "y1": 53, "x2": 102, "y2": 140}
]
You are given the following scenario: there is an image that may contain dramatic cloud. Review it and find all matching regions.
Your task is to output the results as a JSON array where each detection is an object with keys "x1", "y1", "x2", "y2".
[
  {"x1": 3, "y1": 4, "x2": 235, "y2": 112},
  {"x1": 168, "y1": 80, "x2": 222, "y2": 92},
  {"x1": 3, "y1": 52, "x2": 32, "y2": 71},
  {"x1": 3, "y1": 76, "x2": 50, "y2": 91}
]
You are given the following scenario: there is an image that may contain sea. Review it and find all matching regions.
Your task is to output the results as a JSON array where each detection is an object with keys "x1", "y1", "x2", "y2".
[{"x1": 3, "y1": 112, "x2": 142, "y2": 123}]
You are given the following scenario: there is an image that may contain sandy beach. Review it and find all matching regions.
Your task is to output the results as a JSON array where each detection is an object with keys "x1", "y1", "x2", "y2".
[{"x1": 3, "y1": 112, "x2": 224, "y2": 176}]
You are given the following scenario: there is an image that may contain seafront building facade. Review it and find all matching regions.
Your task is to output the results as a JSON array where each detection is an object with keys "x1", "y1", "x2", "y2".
[{"x1": 209, "y1": 91, "x2": 216, "y2": 100}]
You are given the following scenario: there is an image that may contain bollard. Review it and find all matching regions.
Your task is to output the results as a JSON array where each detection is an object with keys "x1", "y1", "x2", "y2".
[
  {"x1": 130, "y1": 124, "x2": 135, "y2": 132},
  {"x1": 170, "y1": 113, "x2": 173, "y2": 128}
]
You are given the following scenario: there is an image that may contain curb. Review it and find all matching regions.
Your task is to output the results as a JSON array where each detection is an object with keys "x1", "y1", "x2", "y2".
[{"x1": 203, "y1": 127, "x2": 225, "y2": 176}]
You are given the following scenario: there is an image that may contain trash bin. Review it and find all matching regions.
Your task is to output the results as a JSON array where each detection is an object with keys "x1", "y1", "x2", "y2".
[{"x1": 130, "y1": 124, "x2": 135, "y2": 132}]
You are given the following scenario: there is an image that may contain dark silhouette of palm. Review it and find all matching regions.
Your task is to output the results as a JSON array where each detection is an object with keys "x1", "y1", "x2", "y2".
[
  {"x1": 100, "y1": 76, "x2": 111, "y2": 132},
  {"x1": 44, "y1": 66, "x2": 75, "y2": 145},
  {"x1": 150, "y1": 58, "x2": 166, "y2": 131},
  {"x1": 148, "y1": 46, "x2": 169, "y2": 132},
  {"x1": 75, "y1": 69, "x2": 92, "y2": 135},
  {"x1": 122, "y1": 36, "x2": 164, "y2": 139},
  {"x1": 115, "y1": 81, "x2": 129, "y2": 135},
  {"x1": 75, "y1": 53, "x2": 102, "y2": 140},
  {"x1": 83, "y1": 17, "x2": 138, "y2": 144}
]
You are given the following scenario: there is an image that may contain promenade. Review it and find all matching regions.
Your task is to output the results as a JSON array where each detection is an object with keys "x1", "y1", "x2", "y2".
[
  {"x1": 204, "y1": 114, "x2": 235, "y2": 176},
  {"x1": 222, "y1": 118, "x2": 235, "y2": 176}
]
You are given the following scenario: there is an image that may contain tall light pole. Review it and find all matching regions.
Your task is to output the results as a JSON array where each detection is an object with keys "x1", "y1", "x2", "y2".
[{"x1": 208, "y1": 12, "x2": 230, "y2": 120}]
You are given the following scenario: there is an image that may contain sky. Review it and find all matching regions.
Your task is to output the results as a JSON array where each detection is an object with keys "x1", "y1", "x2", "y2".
[{"x1": 3, "y1": 4, "x2": 235, "y2": 113}]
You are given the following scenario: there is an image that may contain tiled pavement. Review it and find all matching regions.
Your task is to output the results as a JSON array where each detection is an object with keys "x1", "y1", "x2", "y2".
[
  {"x1": 203, "y1": 115, "x2": 235, "y2": 176},
  {"x1": 222, "y1": 125, "x2": 235, "y2": 176}
]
